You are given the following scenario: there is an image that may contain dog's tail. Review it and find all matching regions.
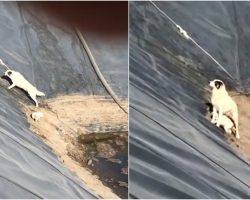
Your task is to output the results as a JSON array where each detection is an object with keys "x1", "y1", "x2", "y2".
[{"x1": 36, "y1": 90, "x2": 45, "y2": 96}]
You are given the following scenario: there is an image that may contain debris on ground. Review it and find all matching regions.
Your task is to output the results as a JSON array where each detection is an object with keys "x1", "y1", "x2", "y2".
[{"x1": 31, "y1": 111, "x2": 44, "y2": 122}]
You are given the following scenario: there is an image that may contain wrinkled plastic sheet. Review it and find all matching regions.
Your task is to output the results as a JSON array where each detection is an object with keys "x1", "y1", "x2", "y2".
[
  {"x1": 130, "y1": 1, "x2": 250, "y2": 198},
  {"x1": 0, "y1": 1, "x2": 127, "y2": 198}
]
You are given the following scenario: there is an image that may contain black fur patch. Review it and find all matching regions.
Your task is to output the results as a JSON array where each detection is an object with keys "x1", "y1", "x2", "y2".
[
  {"x1": 205, "y1": 102, "x2": 213, "y2": 113},
  {"x1": 215, "y1": 80, "x2": 223, "y2": 89},
  {"x1": 7, "y1": 71, "x2": 12, "y2": 76}
]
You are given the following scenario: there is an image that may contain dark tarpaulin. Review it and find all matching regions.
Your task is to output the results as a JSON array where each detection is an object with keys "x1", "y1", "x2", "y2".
[
  {"x1": 0, "y1": 1, "x2": 127, "y2": 198},
  {"x1": 130, "y1": 1, "x2": 250, "y2": 198}
]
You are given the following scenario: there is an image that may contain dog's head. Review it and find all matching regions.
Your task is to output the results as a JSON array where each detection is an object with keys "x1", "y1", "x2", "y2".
[
  {"x1": 4, "y1": 70, "x2": 12, "y2": 77},
  {"x1": 209, "y1": 79, "x2": 225, "y2": 90}
]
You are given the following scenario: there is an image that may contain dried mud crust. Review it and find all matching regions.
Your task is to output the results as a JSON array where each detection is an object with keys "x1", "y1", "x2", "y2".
[
  {"x1": 22, "y1": 95, "x2": 128, "y2": 199},
  {"x1": 226, "y1": 92, "x2": 250, "y2": 161}
]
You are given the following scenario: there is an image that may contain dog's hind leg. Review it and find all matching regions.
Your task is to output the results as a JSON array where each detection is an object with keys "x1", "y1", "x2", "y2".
[
  {"x1": 216, "y1": 108, "x2": 223, "y2": 127},
  {"x1": 235, "y1": 129, "x2": 240, "y2": 139},
  {"x1": 232, "y1": 110, "x2": 240, "y2": 139},
  {"x1": 211, "y1": 107, "x2": 217, "y2": 124},
  {"x1": 29, "y1": 93, "x2": 38, "y2": 107}
]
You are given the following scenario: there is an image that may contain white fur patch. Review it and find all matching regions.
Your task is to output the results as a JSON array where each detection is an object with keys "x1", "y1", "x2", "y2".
[{"x1": 212, "y1": 111, "x2": 234, "y2": 134}]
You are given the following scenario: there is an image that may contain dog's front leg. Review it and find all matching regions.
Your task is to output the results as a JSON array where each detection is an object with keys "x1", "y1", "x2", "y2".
[
  {"x1": 8, "y1": 83, "x2": 15, "y2": 90},
  {"x1": 211, "y1": 107, "x2": 217, "y2": 124},
  {"x1": 216, "y1": 108, "x2": 223, "y2": 127}
]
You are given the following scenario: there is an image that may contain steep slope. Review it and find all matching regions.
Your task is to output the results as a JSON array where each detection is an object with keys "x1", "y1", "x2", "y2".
[
  {"x1": 130, "y1": 1, "x2": 250, "y2": 198},
  {"x1": 0, "y1": 2, "x2": 127, "y2": 198}
]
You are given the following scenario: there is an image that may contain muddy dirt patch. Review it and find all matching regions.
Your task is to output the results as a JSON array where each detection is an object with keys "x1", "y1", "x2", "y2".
[
  {"x1": 226, "y1": 93, "x2": 250, "y2": 161},
  {"x1": 23, "y1": 95, "x2": 128, "y2": 199}
]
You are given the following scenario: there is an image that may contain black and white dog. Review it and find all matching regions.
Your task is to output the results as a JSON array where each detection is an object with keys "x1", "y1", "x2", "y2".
[
  {"x1": 5, "y1": 70, "x2": 45, "y2": 107},
  {"x1": 209, "y1": 79, "x2": 239, "y2": 139}
]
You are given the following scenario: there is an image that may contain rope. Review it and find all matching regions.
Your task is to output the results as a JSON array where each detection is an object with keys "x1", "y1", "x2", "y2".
[
  {"x1": 149, "y1": 1, "x2": 234, "y2": 80},
  {"x1": 74, "y1": 28, "x2": 128, "y2": 114},
  {"x1": 0, "y1": 59, "x2": 10, "y2": 70}
]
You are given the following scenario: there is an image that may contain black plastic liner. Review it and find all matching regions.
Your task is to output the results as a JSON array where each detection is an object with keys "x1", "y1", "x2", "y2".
[
  {"x1": 130, "y1": 1, "x2": 250, "y2": 198},
  {"x1": 0, "y1": 1, "x2": 127, "y2": 198}
]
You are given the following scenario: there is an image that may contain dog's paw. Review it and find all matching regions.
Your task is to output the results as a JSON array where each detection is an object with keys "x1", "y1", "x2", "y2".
[{"x1": 227, "y1": 130, "x2": 232, "y2": 135}]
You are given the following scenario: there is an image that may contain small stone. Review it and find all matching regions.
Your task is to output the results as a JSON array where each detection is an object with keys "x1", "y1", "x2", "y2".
[
  {"x1": 107, "y1": 158, "x2": 122, "y2": 164},
  {"x1": 108, "y1": 178, "x2": 114, "y2": 182},
  {"x1": 121, "y1": 167, "x2": 128, "y2": 175},
  {"x1": 92, "y1": 158, "x2": 99, "y2": 162},
  {"x1": 87, "y1": 159, "x2": 92, "y2": 166},
  {"x1": 118, "y1": 181, "x2": 128, "y2": 188}
]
